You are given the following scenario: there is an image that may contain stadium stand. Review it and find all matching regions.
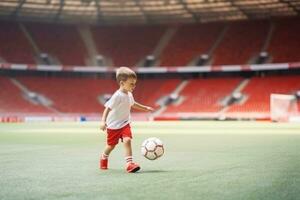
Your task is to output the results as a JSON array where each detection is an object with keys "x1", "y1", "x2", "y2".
[
  {"x1": 91, "y1": 25, "x2": 165, "y2": 67},
  {"x1": 267, "y1": 18, "x2": 300, "y2": 63},
  {"x1": 164, "y1": 77, "x2": 243, "y2": 113},
  {"x1": 0, "y1": 76, "x2": 49, "y2": 113},
  {"x1": 17, "y1": 76, "x2": 117, "y2": 113},
  {"x1": 1, "y1": 18, "x2": 300, "y2": 67},
  {"x1": 25, "y1": 23, "x2": 87, "y2": 66},
  {"x1": 227, "y1": 75, "x2": 300, "y2": 113},
  {"x1": 212, "y1": 20, "x2": 269, "y2": 65},
  {"x1": 0, "y1": 17, "x2": 300, "y2": 121},
  {"x1": 159, "y1": 23, "x2": 224, "y2": 66},
  {"x1": 14, "y1": 76, "x2": 181, "y2": 113},
  {"x1": 0, "y1": 21, "x2": 35, "y2": 64},
  {"x1": 1, "y1": 73, "x2": 299, "y2": 120},
  {"x1": 133, "y1": 79, "x2": 182, "y2": 110}
]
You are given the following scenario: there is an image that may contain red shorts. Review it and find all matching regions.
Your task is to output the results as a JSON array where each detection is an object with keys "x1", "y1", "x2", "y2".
[{"x1": 106, "y1": 124, "x2": 132, "y2": 146}]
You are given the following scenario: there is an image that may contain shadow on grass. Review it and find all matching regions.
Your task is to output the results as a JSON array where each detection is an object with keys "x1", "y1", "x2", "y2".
[
  {"x1": 139, "y1": 170, "x2": 170, "y2": 174},
  {"x1": 97, "y1": 169, "x2": 171, "y2": 175}
]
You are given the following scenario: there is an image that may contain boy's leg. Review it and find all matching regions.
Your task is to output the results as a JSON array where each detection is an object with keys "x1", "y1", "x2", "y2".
[
  {"x1": 100, "y1": 145, "x2": 115, "y2": 170},
  {"x1": 103, "y1": 144, "x2": 115, "y2": 156},
  {"x1": 123, "y1": 137, "x2": 132, "y2": 158},
  {"x1": 122, "y1": 124, "x2": 133, "y2": 160},
  {"x1": 123, "y1": 137, "x2": 140, "y2": 173},
  {"x1": 100, "y1": 128, "x2": 121, "y2": 170}
]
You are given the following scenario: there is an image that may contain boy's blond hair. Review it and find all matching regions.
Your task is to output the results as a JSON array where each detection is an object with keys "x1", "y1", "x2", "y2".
[{"x1": 116, "y1": 67, "x2": 137, "y2": 84}]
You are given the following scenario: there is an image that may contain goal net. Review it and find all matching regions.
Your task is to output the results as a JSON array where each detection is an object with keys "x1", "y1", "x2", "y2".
[{"x1": 270, "y1": 94, "x2": 298, "y2": 122}]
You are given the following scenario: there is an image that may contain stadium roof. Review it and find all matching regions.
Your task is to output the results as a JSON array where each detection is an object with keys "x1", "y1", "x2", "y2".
[{"x1": 0, "y1": 0, "x2": 299, "y2": 24}]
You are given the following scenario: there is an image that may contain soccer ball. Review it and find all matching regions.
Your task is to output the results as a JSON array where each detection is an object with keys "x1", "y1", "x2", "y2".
[{"x1": 141, "y1": 137, "x2": 164, "y2": 160}]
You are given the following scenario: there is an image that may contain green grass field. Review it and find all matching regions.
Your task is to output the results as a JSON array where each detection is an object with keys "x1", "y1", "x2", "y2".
[{"x1": 1, "y1": 121, "x2": 300, "y2": 200}]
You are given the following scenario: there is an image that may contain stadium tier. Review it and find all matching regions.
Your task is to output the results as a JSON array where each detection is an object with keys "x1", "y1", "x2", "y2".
[
  {"x1": 227, "y1": 75, "x2": 300, "y2": 114},
  {"x1": 267, "y1": 18, "x2": 300, "y2": 63},
  {"x1": 0, "y1": 75, "x2": 299, "y2": 121},
  {"x1": 159, "y1": 23, "x2": 224, "y2": 66},
  {"x1": 5, "y1": 77, "x2": 180, "y2": 114},
  {"x1": 91, "y1": 25, "x2": 165, "y2": 67},
  {"x1": 133, "y1": 79, "x2": 181, "y2": 110},
  {"x1": 0, "y1": 18, "x2": 300, "y2": 67},
  {"x1": 16, "y1": 77, "x2": 117, "y2": 113},
  {"x1": 25, "y1": 23, "x2": 88, "y2": 66},
  {"x1": 0, "y1": 21, "x2": 35, "y2": 64},
  {"x1": 164, "y1": 77, "x2": 243, "y2": 113},
  {"x1": 0, "y1": 76, "x2": 50, "y2": 113},
  {"x1": 212, "y1": 20, "x2": 269, "y2": 65}
]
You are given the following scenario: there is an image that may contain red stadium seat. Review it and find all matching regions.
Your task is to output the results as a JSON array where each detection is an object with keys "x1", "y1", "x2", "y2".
[
  {"x1": 17, "y1": 77, "x2": 117, "y2": 113},
  {"x1": 91, "y1": 25, "x2": 165, "y2": 67},
  {"x1": 212, "y1": 21, "x2": 269, "y2": 65},
  {"x1": 0, "y1": 21, "x2": 35, "y2": 64},
  {"x1": 165, "y1": 77, "x2": 242, "y2": 113},
  {"x1": 160, "y1": 23, "x2": 223, "y2": 67},
  {"x1": 268, "y1": 18, "x2": 300, "y2": 63},
  {"x1": 26, "y1": 23, "x2": 88, "y2": 66},
  {"x1": 133, "y1": 79, "x2": 181, "y2": 111},
  {"x1": 0, "y1": 76, "x2": 50, "y2": 113},
  {"x1": 227, "y1": 75, "x2": 300, "y2": 113}
]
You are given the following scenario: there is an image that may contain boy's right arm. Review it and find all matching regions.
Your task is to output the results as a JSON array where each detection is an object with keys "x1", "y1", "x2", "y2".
[{"x1": 100, "y1": 107, "x2": 111, "y2": 131}]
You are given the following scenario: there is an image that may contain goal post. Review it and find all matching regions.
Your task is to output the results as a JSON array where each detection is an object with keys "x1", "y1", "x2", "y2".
[{"x1": 270, "y1": 94, "x2": 298, "y2": 122}]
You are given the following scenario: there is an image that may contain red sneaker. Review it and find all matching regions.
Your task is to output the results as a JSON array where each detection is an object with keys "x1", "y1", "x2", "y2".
[
  {"x1": 126, "y1": 162, "x2": 140, "y2": 173},
  {"x1": 100, "y1": 159, "x2": 108, "y2": 170}
]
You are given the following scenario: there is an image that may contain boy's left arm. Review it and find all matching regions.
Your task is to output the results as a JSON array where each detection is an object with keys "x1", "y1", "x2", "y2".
[{"x1": 132, "y1": 102, "x2": 154, "y2": 112}]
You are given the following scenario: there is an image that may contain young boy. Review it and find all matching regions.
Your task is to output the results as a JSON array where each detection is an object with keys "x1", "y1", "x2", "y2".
[{"x1": 100, "y1": 67, "x2": 154, "y2": 173}]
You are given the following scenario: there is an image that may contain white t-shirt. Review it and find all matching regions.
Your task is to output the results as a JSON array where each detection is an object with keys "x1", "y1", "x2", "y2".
[{"x1": 104, "y1": 90, "x2": 135, "y2": 129}]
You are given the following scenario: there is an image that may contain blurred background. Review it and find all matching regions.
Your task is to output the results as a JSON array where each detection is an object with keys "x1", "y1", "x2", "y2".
[{"x1": 0, "y1": 0, "x2": 300, "y2": 123}]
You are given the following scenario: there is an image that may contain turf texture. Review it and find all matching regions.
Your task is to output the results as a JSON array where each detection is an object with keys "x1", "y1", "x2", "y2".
[{"x1": 0, "y1": 121, "x2": 300, "y2": 200}]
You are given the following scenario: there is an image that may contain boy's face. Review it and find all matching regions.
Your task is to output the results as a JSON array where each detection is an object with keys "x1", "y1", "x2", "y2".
[{"x1": 120, "y1": 78, "x2": 136, "y2": 93}]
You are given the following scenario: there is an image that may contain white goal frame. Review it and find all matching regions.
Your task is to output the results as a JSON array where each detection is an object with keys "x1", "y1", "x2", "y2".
[{"x1": 270, "y1": 94, "x2": 298, "y2": 122}]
